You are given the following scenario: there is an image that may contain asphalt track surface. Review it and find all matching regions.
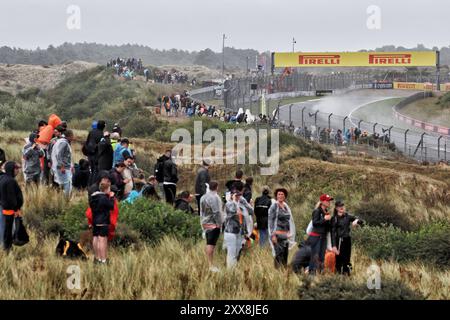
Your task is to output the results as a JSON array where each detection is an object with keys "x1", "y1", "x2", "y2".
[{"x1": 278, "y1": 89, "x2": 450, "y2": 162}]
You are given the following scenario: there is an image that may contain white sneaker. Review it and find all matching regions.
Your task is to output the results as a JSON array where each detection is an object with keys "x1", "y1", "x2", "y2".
[{"x1": 209, "y1": 266, "x2": 220, "y2": 273}]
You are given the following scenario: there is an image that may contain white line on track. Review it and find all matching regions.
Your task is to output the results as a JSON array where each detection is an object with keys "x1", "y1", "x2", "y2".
[{"x1": 347, "y1": 97, "x2": 396, "y2": 127}]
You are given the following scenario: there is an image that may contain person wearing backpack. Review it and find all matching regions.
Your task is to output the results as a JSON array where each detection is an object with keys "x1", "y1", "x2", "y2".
[
  {"x1": 331, "y1": 200, "x2": 362, "y2": 275},
  {"x1": 308, "y1": 194, "x2": 333, "y2": 275},
  {"x1": 0, "y1": 162, "x2": 24, "y2": 252},
  {"x1": 268, "y1": 188, "x2": 296, "y2": 269}
]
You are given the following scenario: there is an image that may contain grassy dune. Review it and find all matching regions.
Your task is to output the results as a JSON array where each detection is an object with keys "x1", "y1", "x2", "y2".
[{"x1": 0, "y1": 119, "x2": 449, "y2": 299}]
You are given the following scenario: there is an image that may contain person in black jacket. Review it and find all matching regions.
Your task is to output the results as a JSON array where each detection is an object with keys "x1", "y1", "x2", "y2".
[
  {"x1": 109, "y1": 162, "x2": 127, "y2": 201},
  {"x1": 0, "y1": 161, "x2": 24, "y2": 252},
  {"x1": 72, "y1": 159, "x2": 90, "y2": 190},
  {"x1": 254, "y1": 186, "x2": 272, "y2": 247},
  {"x1": 162, "y1": 150, "x2": 178, "y2": 205},
  {"x1": 195, "y1": 160, "x2": 211, "y2": 215},
  {"x1": 84, "y1": 120, "x2": 106, "y2": 185},
  {"x1": 331, "y1": 200, "x2": 362, "y2": 275},
  {"x1": 174, "y1": 191, "x2": 195, "y2": 214},
  {"x1": 89, "y1": 179, "x2": 114, "y2": 264},
  {"x1": 308, "y1": 194, "x2": 333, "y2": 275},
  {"x1": 243, "y1": 177, "x2": 253, "y2": 203},
  {"x1": 225, "y1": 169, "x2": 244, "y2": 193},
  {"x1": 96, "y1": 131, "x2": 114, "y2": 173}
]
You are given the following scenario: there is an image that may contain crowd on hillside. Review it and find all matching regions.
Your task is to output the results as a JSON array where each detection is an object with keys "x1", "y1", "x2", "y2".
[
  {"x1": 0, "y1": 113, "x2": 364, "y2": 274},
  {"x1": 107, "y1": 57, "x2": 144, "y2": 80},
  {"x1": 154, "y1": 69, "x2": 190, "y2": 85}
]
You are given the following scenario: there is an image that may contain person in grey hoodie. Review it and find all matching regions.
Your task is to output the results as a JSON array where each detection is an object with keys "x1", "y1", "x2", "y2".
[
  {"x1": 195, "y1": 159, "x2": 211, "y2": 215},
  {"x1": 51, "y1": 129, "x2": 74, "y2": 198},
  {"x1": 199, "y1": 181, "x2": 223, "y2": 272},
  {"x1": 22, "y1": 132, "x2": 45, "y2": 184}
]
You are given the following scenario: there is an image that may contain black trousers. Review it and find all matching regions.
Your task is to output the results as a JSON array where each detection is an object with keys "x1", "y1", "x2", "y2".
[
  {"x1": 163, "y1": 184, "x2": 176, "y2": 205},
  {"x1": 274, "y1": 237, "x2": 289, "y2": 268},
  {"x1": 3, "y1": 215, "x2": 14, "y2": 251},
  {"x1": 88, "y1": 156, "x2": 97, "y2": 186},
  {"x1": 336, "y1": 237, "x2": 352, "y2": 275}
]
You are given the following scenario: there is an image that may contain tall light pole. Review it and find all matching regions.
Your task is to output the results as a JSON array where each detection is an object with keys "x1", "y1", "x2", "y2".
[
  {"x1": 292, "y1": 37, "x2": 296, "y2": 53},
  {"x1": 222, "y1": 34, "x2": 227, "y2": 79},
  {"x1": 246, "y1": 56, "x2": 249, "y2": 75}
]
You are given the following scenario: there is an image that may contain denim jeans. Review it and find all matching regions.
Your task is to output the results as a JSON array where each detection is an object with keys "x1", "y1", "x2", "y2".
[
  {"x1": 224, "y1": 232, "x2": 243, "y2": 269},
  {"x1": 259, "y1": 229, "x2": 269, "y2": 247},
  {"x1": 308, "y1": 234, "x2": 327, "y2": 274}
]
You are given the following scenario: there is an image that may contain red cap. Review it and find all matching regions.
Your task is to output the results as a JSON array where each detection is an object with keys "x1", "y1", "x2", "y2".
[{"x1": 319, "y1": 194, "x2": 334, "y2": 202}]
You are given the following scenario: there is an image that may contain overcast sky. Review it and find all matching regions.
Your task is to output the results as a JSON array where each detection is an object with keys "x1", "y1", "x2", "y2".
[{"x1": 1, "y1": 0, "x2": 449, "y2": 52}]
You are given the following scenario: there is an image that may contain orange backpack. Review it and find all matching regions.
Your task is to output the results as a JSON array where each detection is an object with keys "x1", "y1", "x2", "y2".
[{"x1": 324, "y1": 250, "x2": 336, "y2": 273}]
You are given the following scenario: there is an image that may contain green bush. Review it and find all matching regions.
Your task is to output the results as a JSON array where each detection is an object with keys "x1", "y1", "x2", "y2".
[
  {"x1": 122, "y1": 109, "x2": 166, "y2": 138},
  {"x1": 0, "y1": 98, "x2": 54, "y2": 131},
  {"x1": 354, "y1": 200, "x2": 414, "y2": 231},
  {"x1": 353, "y1": 221, "x2": 450, "y2": 267},
  {"x1": 119, "y1": 198, "x2": 202, "y2": 245},
  {"x1": 0, "y1": 90, "x2": 14, "y2": 104},
  {"x1": 297, "y1": 275, "x2": 423, "y2": 300}
]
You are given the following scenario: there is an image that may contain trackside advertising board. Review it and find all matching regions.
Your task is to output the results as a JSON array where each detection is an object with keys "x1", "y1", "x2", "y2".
[
  {"x1": 273, "y1": 51, "x2": 437, "y2": 68},
  {"x1": 393, "y1": 82, "x2": 450, "y2": 91}
]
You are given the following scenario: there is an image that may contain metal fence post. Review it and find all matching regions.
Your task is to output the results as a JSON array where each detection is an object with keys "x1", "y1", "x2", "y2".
[
  {"x1": 328, "y1": 113, "x2": 333, "y2": 130},
  {"x1": 301, "y1": 106, "x2": 306, "y2": 129},
  {"x1": 343, "y1": 116, "x2": 348, "y2": 133},
  {"x1": 438, "y1": 136, "x2": 443, "y2": 160},
  {"x1": 289, "y1": 104, "x2": 293, "y2": 127},
  {"x1": 358, "y1": 120, "x2": 363, "y2": 129},
  {"x1": 314, "y1": 110, "x2": 319, "y2": 127},
  {"x1": 404, "y1": 129, "x2": 409, "y2": 154},
  {"x1": 388, "y1": 126, "x2": 394, "y2": 142},
  {"x1": 373, "y1": 123, "x2": 378, "y2": 134}
]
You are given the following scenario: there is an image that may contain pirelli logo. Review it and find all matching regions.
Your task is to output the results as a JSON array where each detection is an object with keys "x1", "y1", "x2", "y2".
[
  {"x1": 397, "y1": 83, "x2": 417, "y2": 89},
  {"x1": 299, "y1": 54, "x2": 341, "y2": 65},
  {"x1": 369, "y1": 54, "x2": 412, "y2": 65}
]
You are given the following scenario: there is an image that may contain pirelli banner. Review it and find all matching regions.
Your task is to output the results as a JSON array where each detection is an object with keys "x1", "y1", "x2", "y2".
[
  {"x1": 273, "y1": 51, "x2": 438, "y2": 68},
  {"x1": 393, "y1": 82, "x2": 450, "y2": 92}
]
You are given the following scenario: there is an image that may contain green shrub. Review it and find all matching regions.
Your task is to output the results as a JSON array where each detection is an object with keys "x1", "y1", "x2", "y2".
[
  {"x1": 0, "y1": 98, "x2": 54, "y2": 131},
  {"x1": 297, "y1": 275, "x2": 423, "y2": 300},
  {"x1": 0, "y1": 90, "x2": 14, "y2": 104},
  {"x1": 354, "y1": 200, "x2": 414, "y2": 231},
  {"x1": 122, "y1": 109, "x2": 166, "y2": 138},
  {"x1": 353, "y1": 221, "x2": 450, "y2": 267},
  {"x1": 119, "y1": 198, "x2": 202, "y2": 245}
]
